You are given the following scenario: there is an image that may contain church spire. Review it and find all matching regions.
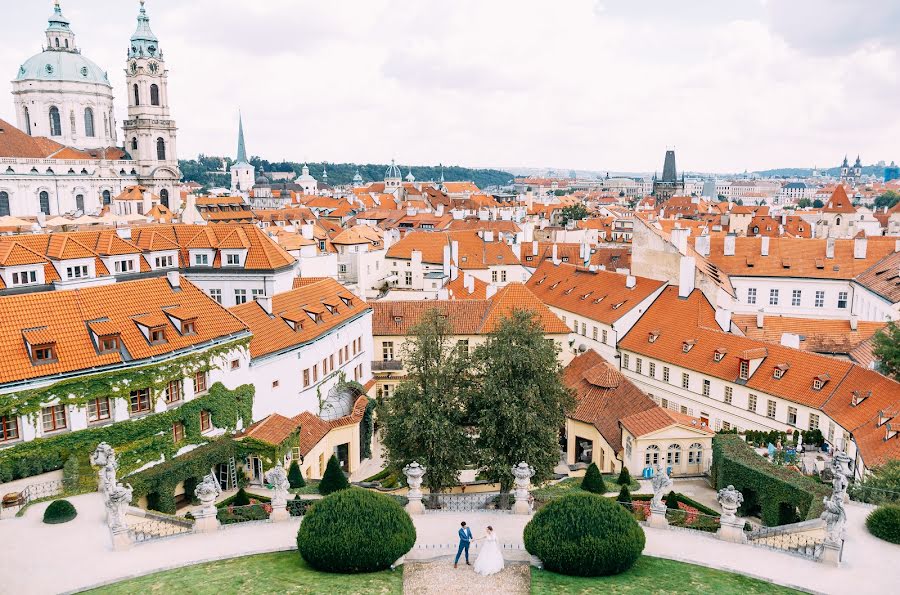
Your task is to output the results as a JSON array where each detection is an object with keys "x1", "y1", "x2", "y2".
[
  {"x1": 129, "y1": 0, "x2": 160, "y2": 59},
  {"x1": 236, "y1": 112, "x2": 249, "y2": 164},
  {"x1": 45, "y1": 1, "x2": 76, "y2": 52}
]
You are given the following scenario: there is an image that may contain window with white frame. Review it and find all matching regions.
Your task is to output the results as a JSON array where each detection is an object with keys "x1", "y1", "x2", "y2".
[
  {"x1": 663, "y1": 366, "x2": 670, "y2": 383},
  {"x1": 688, "y1": 443, "x2": 702, "y2": 465},
  {"x1": 748, "y1": 394, "x2": 757, "y2": 412},
  {"x1": 194, "y1": 253, "x2": 209, "y2": 266},
  {"x1": 837, "y1": 291, "x2": 848, "y2": 309},
  {"x1": 114, "y1": 259, "x2": 134, "y2": 273},
  {"x1": 808, "y1": 413, "x2": 820, "y2": 431},
  {"x1": 787, "y1": 406, "x2": 797, "y2": 425},
  {"x1": 681, "y1": 372, "x2": 690, "y2": 389},
  {"x1": 11, "y1": 270, "x2": 37, "y2": 286},
  {"x1": 792, "y1": 289, "x2": 801, "y2": 307},
  {"x1": 622, "y1": 354, "x2": 630, "y2": 369},
  {"x1": 154, "y1": 255, "x2": 174, "y2": 268},
  {"x1": 667, "y1": 444, "x2": 682, "y2": 465},
  {"x1": 66, "y1": 265, "x2": 88, "y2": 279},
  {"x1": 747, "y1": 287, "x2": 757, "y2": 304},
  {"x1": 209, "y1": 289, "x2": 222, "y2": 303},
  {"x1": 234, "y1": 289, "x2": 247, "y2": 305},
  {"x1": 724, "y1": 386, "x2": 732, "y2": 405},
  {"x1": 766, "y1": 399, "x2": 776, "y2": 419},
  {"x1": 702, "y1": 379, "x2": 710, "y2": 397},
  {"x1": 635, "y1": 358, "x2": 642, "y2": 374},
  {"x1": 225, "y1": 253, "x2": 240, "y2": 266},
  {"x1": 648, "y1": 362, "x2": 656, "y2": 378},
  {"x1": 814, "y1": 290, "x2": 825, "y2": 308},
  {"x1": 769, "y1": 288, "x2": 779, "y2": 306},
  {"x1": 602, "y1": 329, "x2": 608, "y2": 344},
  {"x1": 644, "y1": 444, "x2": 660, "y2": 466}
]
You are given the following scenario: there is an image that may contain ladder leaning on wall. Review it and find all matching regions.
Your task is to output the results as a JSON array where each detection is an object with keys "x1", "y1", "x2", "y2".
[{"x1": 226, "y1": 457, "x2": 238, "y2": 491}]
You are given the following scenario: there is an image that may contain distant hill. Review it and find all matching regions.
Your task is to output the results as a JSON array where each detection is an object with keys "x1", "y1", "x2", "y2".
[
  {"x1": 178, "y1": 155, "x2": 514, "y2": 191},
  {"x1": 752, "y1": 165, "x2": 886, "y2": 178}
]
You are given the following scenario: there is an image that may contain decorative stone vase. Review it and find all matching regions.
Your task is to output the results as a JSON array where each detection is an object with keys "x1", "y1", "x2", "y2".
[
  {"x1": 192, "y1": 473, "x2": 222, "y2": 533},
  {"x1": 511, "y1": 462, "x2": 534, "y2": 515},
  {"x1": 265, "y1": 463, "x2": 291, "y2": 522},
  {"x1": 716, "y1": 485, "x2": 746, "y2": 543},
  {"x1": 403, "y1": 462, "x2": 426, "y2": 515}
]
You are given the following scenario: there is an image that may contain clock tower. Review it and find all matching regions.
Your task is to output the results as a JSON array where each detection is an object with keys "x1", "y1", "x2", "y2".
[{"x1": 122, "y1": 1, "x2": 180, "y2": 209}]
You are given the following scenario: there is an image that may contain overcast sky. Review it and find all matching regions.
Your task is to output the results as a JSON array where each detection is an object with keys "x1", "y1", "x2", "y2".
[{"x1": 1, "y1": 0, "x2": 898, "y2": 173}]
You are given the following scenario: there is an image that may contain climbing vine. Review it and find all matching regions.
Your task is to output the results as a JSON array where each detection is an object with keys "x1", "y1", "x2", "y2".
[
  {"x1": 0, "y1": 382, "x2": 254, "y2": 483},
  {"x1": 360, "y1": 398, "x2": 376, "y2": 459},
  {"x1": 0, "y1": 337, "x2": 250, "y2": 419}
]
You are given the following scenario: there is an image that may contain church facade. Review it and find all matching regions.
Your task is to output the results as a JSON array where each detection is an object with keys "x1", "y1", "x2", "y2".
[{"x1": 0, "y1": 1, "x2": 179, "y2": 217}]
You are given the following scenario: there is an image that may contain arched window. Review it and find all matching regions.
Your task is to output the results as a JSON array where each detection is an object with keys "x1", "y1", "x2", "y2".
[
  {"x1": 644, "y1": 444, "x2": 660, "y2": 467},
  {"x1": 667, "y1": 444, "x2": 682, "y2": 466},
  {"x1": 39, "y1": 191, "x2": 50, "y2": 215},
  {"x1": 65, "y1": 39, "x2": 69, "y2": 49},
  {"x1": 75, "y1": 194, "x2": 84, "y2": 212},
  {"x1": 835, "y1": 217, "x2": 842, "y2": 226},
  {"x1": 0, "y1": 191, "x2": 9, "y2": 216},
  {"x1": 160, "y1": 188, "x2": 169, "y2": 208},
  {"x1": 156, "y1": 137, "x2": 166, "y2": 160},
  {"x1": 55, "y1": 38, "x2": 60, "y2": 48},
  {"x1": 131, "y1": 137, "x2": 138, "y2": 151},
  {"x1": 102, "y1": 189, "x2": 111, "y2": 205},
  {"x1": 688, "y1": 443, "x2": 703, "y2": 466},
  {"x1": 133, "y1": 84, "x2": 140, "y2": 106},
  {"x1": 49, "y1": 107, "x2": 61, "y2": 136},
  {"x1": 150, "y1": 84, "x2": 160, "y2": 106},
  {"x1": 23, "y1": 107, "x2": 31, "y2": 135},
  {"x1": 84, "y1": 108, "x2": 95, "y2": 137}
]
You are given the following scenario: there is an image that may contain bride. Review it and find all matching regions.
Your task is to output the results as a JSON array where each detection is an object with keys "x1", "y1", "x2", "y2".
[{"x1": 473, "y1": 526, "x2": 504, "y2": 576}]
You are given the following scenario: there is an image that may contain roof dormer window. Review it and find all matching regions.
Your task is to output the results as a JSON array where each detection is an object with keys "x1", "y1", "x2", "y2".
[
  {"x1": 150, "y1": 327, "x2": 167, "y2": 345},
  {"x1": 812, "y1": 373, "x2": 830, "y2": 391},
  {"x1": 648, "y1": 330, "x2": 660, "y2": 343},
  {"x1": 33, "y1": 343, "x2": 56, "y2": 364},
  {"x1": 564, "y1": 287, "x2": 574, "y2": 295},
  {"x1": 773, "y1": 363, "x2": 789, "y2": 379},
  {"x1": 225, "y1": 253, "x2": 240, "y2": 266},
  {"x1": 682, "y1": 339, "x2": 696, "y2": 353},
  {"x1": 181, "y1": 319, "x2": 196, "y2": 336},
  {"x1": 340, "y1": 295, "x2": 353, "y2": 307},
  {"x1": 98, "y1": 334, "x2": 120, "y2": 354},
  {"x1": 851, "y1": 390, "x2": 871, "y2": 407},
  {"x1": 739, "y1": 359, "x2": 749, "y2": 380},
  {"x1": 714, "y1": 348, "x2": 726, "y2": 362}
]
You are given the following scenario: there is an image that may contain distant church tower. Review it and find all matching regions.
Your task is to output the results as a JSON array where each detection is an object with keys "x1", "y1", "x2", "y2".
[
  {"x1": 839, "y1": 155, "x2": 862, "y2": 185},
  {"x1": 122, "y1": 1, "x2": 180, "y2": 208},
  {"x1": 652, "y1": 149, "x2": 684, "y2": 203},
  {"x1": 230, "y1": 113, "x2": 254, "y2": 194},
  {"x1": 385, "y1": 159, "x2": 402, "y2": 190}
]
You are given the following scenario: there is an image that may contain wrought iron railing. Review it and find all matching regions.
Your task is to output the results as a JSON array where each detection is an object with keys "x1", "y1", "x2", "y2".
[
  {"x1": 1, "y1": 479, "x2": 64, "y2": 513},
  {"x1": 129, "y1": 518, "x2": 193, "y2": 542},
  {"x1": 424, "y1": 492, "x2": 501, "y2": 512},
  {"x1": 747, "y1": 524, "x2": 825, "y2": 560},
  {"x1": 371, "y1": 360, "x2": 404, "y2": 372}
]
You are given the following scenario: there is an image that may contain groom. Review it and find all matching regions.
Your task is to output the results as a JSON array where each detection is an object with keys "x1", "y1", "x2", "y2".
[{"x1": 454, "y1": 521, "x2": 473, "y2": 568}]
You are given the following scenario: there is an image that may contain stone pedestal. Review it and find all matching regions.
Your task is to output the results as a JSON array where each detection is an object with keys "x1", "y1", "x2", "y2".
[
  {"x1": 513, "y1": 499, "x2": 531, "y2": 515},
  {"x1": 405, "y1": 499, "x2": 425, "y2": 515},
  {"x1": 403, "y1": 462, "x2": 426, "y2": 516},
  {"x1": 511, "y1": 462, "x2": 535, "y2": 515},
  {"x1": 192, "y1": 506, "x2": 220, "y2": 533},
  {"x1": 648, "y1": 504, "x2": 669, "y2": 528},
  {"x1": 110, "y1": 528, "x2": 133, "y2": 551},
  {"x1": 717, "y1": 517, "x2": 746, "y2": 543},
  {"x1": 821, "y1": 540, "x2": 841, "y2": 566},
  {"x1": 269, "y1": 505, "x2": 290, "y2": 522}
]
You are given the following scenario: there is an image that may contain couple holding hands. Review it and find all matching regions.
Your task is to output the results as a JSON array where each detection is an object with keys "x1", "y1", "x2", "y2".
[{"x1": 453, "y1": 521, "x2": 504, "y2": 576}]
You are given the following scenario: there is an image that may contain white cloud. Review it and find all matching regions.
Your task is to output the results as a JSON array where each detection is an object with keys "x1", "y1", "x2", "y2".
[{"x1": 0, "y1": 0, "x2": 896, "y2": 173}]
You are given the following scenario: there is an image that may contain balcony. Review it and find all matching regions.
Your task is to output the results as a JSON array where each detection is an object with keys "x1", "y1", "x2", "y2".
[{"x1": 372, "y1": 359, "x2": 404, "y2": 372}]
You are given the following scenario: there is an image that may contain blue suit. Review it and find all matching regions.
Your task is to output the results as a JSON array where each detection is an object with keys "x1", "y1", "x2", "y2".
[{"x1": 455, "y1": 526, "x2": 473, "y2": 564}]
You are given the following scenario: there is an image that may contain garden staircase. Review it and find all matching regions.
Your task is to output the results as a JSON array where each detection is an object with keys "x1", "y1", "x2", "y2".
[{"x1": 747, "y1": 519, "x2": 827, "y2": 560}]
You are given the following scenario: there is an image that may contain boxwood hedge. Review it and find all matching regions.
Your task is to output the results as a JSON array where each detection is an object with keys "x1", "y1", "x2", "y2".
[
  {"x1": 866, "y1": 505, "x2": 900, "y2": 544},
  {"x1": 43, "y1": 499, "x2": 77, "y2": 524}
]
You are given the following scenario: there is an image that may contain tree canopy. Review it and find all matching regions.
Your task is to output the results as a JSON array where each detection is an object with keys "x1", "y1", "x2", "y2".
[
  {"x1": 874, "y1": 190, "x2": 900, "y2": 210},
  {"x1": 560, "y1": 204, "x2": 589, "y2": 225},
  {"x1": 873, "y1": 322, "x2": 900, "y2": 382}
]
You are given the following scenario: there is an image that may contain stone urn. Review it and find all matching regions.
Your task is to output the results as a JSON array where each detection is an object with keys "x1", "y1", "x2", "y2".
[
  {"x1": 716, "y1": 485, "x2": 746, "y2": 543},
  {"x1": 403, "y1": 462, "x2": 426, "y2": 515},
  {"x1": 511, "y1": 462, "x2": 535, "y2": 515}
]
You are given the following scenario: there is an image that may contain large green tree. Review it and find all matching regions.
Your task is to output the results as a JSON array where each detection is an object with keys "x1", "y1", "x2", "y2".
[
  {"x1": 560, "y1": 203, "x2": 589, "y2": 225},
  {"x1": 874, "y1": 190, "x2": 900, "y2": 210},
  {"x1": 381, "y1": 308, "x2": 473, "y2": 497},
  {"x1": 470, "y1": 310, "x2": 574, "y2": 497},
  {"x1": 873, "y1": 321, "x2": 900, "y2": 381}
]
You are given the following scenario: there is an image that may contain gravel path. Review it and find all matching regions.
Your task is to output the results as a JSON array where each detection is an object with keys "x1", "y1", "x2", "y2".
[{"x1": 403, "y1": 558, "x2": 530, "y2": 595}]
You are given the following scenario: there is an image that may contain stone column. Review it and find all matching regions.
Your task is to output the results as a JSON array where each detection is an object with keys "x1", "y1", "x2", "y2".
[
  {"x1": 192, "y1": 473, "x2": 221, "y2": 533},
  {"x1": 403, "y1": 462, "x2": 426, "y2": 515},
  {"x1": 821, "y1": 540, "x2": 842, "y2": 566},
  {"x1": 265, "y1": 462, "x2": 291, "y2": 522},
  {"x1": 716, "y1": 485, "x2": 746, "y2": 543},
  {"x1": 511, "y1": 462, "x2": 535, "y2": 515}
]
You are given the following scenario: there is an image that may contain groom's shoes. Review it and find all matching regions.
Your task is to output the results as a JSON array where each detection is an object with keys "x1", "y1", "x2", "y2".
[
  {"x1": 466, "y1": 561, "x2": 471, "y2": 565},
  {"x1": 453, "y1": 563, "x2": 458, "y2": 568}
]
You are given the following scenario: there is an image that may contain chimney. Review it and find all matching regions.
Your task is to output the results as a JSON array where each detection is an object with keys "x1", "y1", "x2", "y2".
[
  {"x1": 451, "y1": 240, "x2": 459, "y2": 266},
  {"x1": 116, "y1": 227, "x2": 132, "y2": 239},
  {"x1": 485, "y1": 284, "x2": 497, "y2": 300},
  {"x1": 551, "y1": 244, "x2": 559, "y2": 264},
  {"x1": 760, "y1": 236, "x2": 770, "y2": 257},
  {"x1": 826, "y1": 237, "x2": 835, "y2": 259},
  {"x1": 854, "y1": 236, "x2": 868, "y2": 259},
  {"x1": 723, "y1": 233, "x2": 736, "y2": 256},
  {"x1": 626, "y1": 275, "x2": 636, "y2": 289},
  {"x1": 406, "y1": 205, "x2": 416, "y2": 217},
  {"x1": 484, "y1": 230, "x2": 494, "y2": 243},
  {"x1": 532, "y1": 240, "x2": 538, "y2": 256},
  {"x1": 780, "y1": 333, "x2": 801, "y2": 349},
  {"x1": 166, "y1": 270, "x2": 181, "y2": 289},
  {"x1": 850, "y1": 314, "x2": 858, "y2": 331},
  {"x1": 301, "y1": 224, "x2": 314, "y2": 240},
  {"x1": 695, "y1": 234, "x2": 710, "y2": 257},
  {"x1": 465, "y1": 273, "x2": 474, "y2": 294},
  {"x1": 714, "y1": 306, "x2": 731, "y2": 332},
  {"x1": 756, "y1": 309, "x2": 764, "y2": 329},
  {"x1": 435, "y1": 204, "x2": 444, "y2": 217},
  {"x1": 678, "y1": 256, "x2": 695, "y2": 298},
  {"x1": 781, "y1": 214, "x2": 787, "y2": 225},
  {"x1": 671, "y1": 227, "x2": 689, "y2": 255},
  {"x1": 442, "y1": 244, "x2": 452, "y2": 278},
  {"x1": 257, "y1": 295, "x2": 272, "y2": 316}
]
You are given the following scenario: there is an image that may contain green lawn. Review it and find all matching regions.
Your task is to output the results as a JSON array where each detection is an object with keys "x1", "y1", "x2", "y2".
[
  {"x1": 87, "y1": 552, "x2": 402, "y2": 595},
  {"x1": 531, "y1": 557, "x2": 802, "y2": 594}
]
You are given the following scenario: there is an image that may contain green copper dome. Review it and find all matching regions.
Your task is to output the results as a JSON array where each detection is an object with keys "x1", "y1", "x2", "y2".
[{"x1": 16, "y1": 50, "x2": 110, "y2": 86}]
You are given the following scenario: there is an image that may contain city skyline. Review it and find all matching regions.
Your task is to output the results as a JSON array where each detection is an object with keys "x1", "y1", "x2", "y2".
[{"x1": 0, "y1": 0, "x2": 897, "y2": 173}]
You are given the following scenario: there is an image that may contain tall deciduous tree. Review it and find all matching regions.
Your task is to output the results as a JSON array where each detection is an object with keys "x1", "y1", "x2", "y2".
[
  {"x1": 560, "y1": 203, "x2": 589, "y2": 225},
  {"x1": 471, "y1": 310, "x2": 573, "y2": 496},
  {"x1": 873, "y1": 321, "x2": 900, "y2": 381},
  {"x1": 381, "y1": 308, "x2": 473, "y2": 497}
]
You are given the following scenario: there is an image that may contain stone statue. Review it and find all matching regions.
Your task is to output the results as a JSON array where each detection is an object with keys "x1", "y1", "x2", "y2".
[
  {"x1": 106, "y1": 482, "x2": 133, "y2": 533},
  {"x1": 403, "y1": 462, "x2": 426, "y2": 515},
  {"x1": 195, "y1": 473, "x2": 222, "y2": 509},
  {"x1": 650, "y1": 464, "x2": 672, "y2": 510},
  {"x1": 265, "y1": 463, "x2": 290, "y2": 508},
  {"x1": 716, "y1": 485, "x2": 744, "y2": 522},
  {"x1": 830, "y1": 451, "x2": 851, "y2": 498},
  {"x1": 91, "y1": 442, "x2": 118, "y2": 494},
  {"x1": 820, "y1": 493, "x2": 846, "y2": 542},
  {"x1": 511, "y1": 462, "x2": 535, "y2": 515}
]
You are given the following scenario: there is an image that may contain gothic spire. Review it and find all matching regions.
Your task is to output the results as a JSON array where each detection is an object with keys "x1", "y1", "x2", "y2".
[{"x1": 236, "y1": 112, "x2": 249, "y2": 164}]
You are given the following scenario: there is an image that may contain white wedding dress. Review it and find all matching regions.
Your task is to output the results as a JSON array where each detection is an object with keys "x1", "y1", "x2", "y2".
[{"x1": 473, "y1": 532, "x2": 505, "y2": 576}]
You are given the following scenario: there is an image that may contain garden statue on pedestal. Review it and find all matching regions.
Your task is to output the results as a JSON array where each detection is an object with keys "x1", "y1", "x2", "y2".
[
  {"x1": 511, "y1": 462, "x2": 535, "y2": 515},
  {"x1": 265, "y1": 463, "x2": 291, "y2": 522},
  {"x1": 106, "y1": 482, "x2": 134, "y2": 551},
  {"x1": 91, "y1": 442, "x2": 118, "y2": 496},
  {"x1": 403, "y1": 462, "x2": 426, "y2": 515},
  {"x1": 193, "y1": 473, "x2": 222, "y2": 533},
  {"x1": 715, "y1": 485, "x2": 746, "y2": 543},
  {"x1": 648, "y1": 464, "x2": 672, "y2": 528},
  {"x1": 820, "y1": 452, "x2": 850, "y2": 566}
]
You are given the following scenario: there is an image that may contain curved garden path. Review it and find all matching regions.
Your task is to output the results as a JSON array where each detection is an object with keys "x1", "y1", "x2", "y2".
[{"x1": 3, "y1": 492, "x2": 898, "y2": 594}]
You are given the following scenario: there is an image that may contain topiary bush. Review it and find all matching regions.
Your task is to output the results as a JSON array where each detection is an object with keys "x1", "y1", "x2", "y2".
[
  {"x1": 233, "y1": 487, "x2": 251, "y2": 506},
  {"x1": 866, "y1": 505, "x2": 900, "y2": 545},
  {"x1": 617, "y1": 485, "x2": 632, "y2": 505},
  {"x1": 665, "y1": 490, "x2": 680, "y2": 510},
  {"x1": 617, "y1": 466, "x2": 632, "y2": 486},
  {"x1": 288, "y1": 460, "x2": 306, "y2": 489},
  {"x1": 319, "y1": 455, "x2": 350, "y2": 495},
  {"x1": 43, "y1": 499, "x2": 77, "y2": 524},
  {"x1": 297, "y1": 488, "x2": 416, "y2": 573},
  {"x1": 581, "y1": 463, "x2": 607, "y2": 494},
  {"x1": 524, "y1": 492, "x2": 645, "y2": 576}
]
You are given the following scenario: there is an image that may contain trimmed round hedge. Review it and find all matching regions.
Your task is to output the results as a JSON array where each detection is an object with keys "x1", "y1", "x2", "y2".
[
  {"x1": 524, "y1": 492, "x2": 645, "y2": 576},
  {"x1": 297, "y1": 488, "x2": 416, "y2": 573},
  {"x1": 42, "y1": 499, "x2": 77, "y2": 524},
  {"x1": 866, "y1": 505, "x2": 900, "y2": 545}
]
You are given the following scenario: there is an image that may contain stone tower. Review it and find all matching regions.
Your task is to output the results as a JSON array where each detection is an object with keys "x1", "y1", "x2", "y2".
[
  {"x1": 230, "y1": 113, "x2": 255, "y2": 193},
  {"x1": 652, "y1": 149, "x2": 684, "y2": 203}
]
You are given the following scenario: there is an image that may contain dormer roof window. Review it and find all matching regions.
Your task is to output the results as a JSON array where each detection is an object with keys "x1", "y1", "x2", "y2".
[
  {"x1": 682, "y1": 339, "x2": 696, "y2": 353},
  {"x1": 878, "y1": 409, "x2": 895, "y2": 427},
  {"x1": 648, "y1": 330, "x2": 660, "y2": 343},
  {"x1": 739, "y1": 359, "x2": 750, "y2": 380},
  {"x1": 714, "y1": 348, "x2": 727, "y2": 362},
  {"x1": 98, "y1": 334, "x2": 120, "y2": 354},
  {"x1": 23, "y1": 327, "x2": 57, "y2": 365},
  {"x1": 813, "y1": 373, "x2": 830, "y2": 391},
  {"x1": 339, "y1": 295, "x2": 354, "y2": 308},
  {"x1": 773, "y1": 363, "x2": 789, "y2": 379},
  {"x1": 149, "y1": 327, "x2": 167, "y2": 345},
  {"x1": 851, "y1": 390, "x2": 871, "y2": 407}
]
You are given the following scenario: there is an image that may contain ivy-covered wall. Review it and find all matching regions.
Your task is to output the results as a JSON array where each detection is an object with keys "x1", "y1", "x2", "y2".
[
  {"x1": 0, "y1": 382, "x2": 254, "y2": 483},
  {"x1": 711, "y1": 434, "x2": 830, "y2": 526},
  {"x1": 0, "y1": 337, "x2": 249, "y2": 418}
]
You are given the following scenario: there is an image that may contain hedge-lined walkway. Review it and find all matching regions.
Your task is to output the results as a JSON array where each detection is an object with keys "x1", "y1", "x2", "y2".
[{"x1": 3, "y1": 492, "x2": 897, "y2": 594}]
